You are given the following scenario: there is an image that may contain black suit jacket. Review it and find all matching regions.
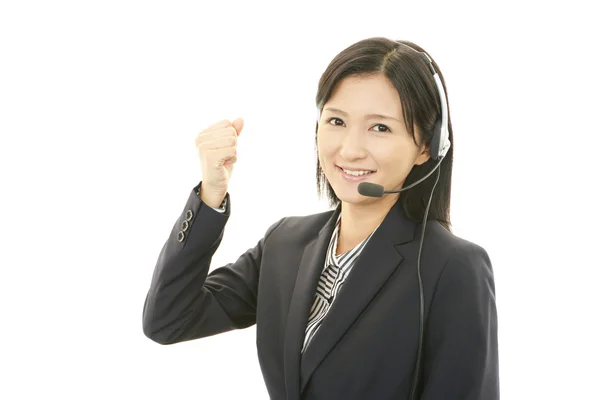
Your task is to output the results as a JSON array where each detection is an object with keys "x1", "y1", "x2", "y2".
[{"x1": 143, "y1": 182, "x2": 499, "y2": 399}]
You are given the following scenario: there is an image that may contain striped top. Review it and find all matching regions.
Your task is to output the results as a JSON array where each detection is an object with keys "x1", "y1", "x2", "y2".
[{"x1": 301, "y1": 213, "x2": 381, "y2": 354}]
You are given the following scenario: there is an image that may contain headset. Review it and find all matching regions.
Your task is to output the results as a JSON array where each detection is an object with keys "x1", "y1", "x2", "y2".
[
  {"x1": 354, "y1": 42, "x2": 451, "y2": 399},
  {"x1": 398, "y1": 42, "x2": 451, "y2": 400},
  {"x1": 388, "y1": 43, "x2": 450, "y2": 400}
]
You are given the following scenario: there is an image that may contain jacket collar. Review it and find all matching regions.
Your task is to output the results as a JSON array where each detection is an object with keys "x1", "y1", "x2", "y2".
[{"x1": 283, "y1": 198, "x2": 417, "y2": 398}]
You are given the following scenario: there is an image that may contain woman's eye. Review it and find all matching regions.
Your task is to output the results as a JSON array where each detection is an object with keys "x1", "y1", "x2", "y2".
[
  {"x1": 327, "y1": 117, "x2": 344, "y2": 126},
  {"x1": 373, "y1": 124, "x2": 391, "y2": 133},
  {"x1": 325, "y1": 118, "x2": 390, "y2": 133}
]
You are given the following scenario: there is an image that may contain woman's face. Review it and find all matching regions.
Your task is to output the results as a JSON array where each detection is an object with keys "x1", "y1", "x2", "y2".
[{"x1": 317, "y1": 74, "x2": 430, "y2": 206}]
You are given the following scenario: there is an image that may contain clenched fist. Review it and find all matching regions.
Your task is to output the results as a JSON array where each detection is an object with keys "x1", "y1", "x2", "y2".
[{"x1": 195, "y1": 118, "x2": 244, "y2": 208}]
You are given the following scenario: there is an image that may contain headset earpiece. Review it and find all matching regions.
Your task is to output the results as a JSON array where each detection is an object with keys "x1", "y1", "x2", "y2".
[{"x1": 430, "y1": 119, "x2": 442, "y2": 160}]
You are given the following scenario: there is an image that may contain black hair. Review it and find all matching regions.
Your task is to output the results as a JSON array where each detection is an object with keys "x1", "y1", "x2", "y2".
[{"x1": 315, "y1": 37, "x2": 454, "y2": 231}]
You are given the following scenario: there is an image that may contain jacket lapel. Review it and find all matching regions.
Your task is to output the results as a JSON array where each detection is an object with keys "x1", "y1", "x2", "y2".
[
  {"x1": 298, "y1": 200, "x2": 417, "y2": 394},
  {"x1": 283, "y1": 206, "x2": 341, "y2": 400}
]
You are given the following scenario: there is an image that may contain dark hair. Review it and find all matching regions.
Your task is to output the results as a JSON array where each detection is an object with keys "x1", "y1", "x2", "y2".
[{"x1": 315, "y1": 37, "x2": 454, "y2": 231}]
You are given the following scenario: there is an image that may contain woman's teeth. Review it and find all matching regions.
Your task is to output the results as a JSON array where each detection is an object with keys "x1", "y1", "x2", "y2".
[{"x1": 343, "y1": 169, "x2": 374, "y2": 176}]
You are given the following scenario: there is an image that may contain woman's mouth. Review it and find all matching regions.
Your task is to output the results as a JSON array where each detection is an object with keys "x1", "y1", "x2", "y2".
[{"x1": 336, "y1": 166, "x2": 376, "y2": 182}]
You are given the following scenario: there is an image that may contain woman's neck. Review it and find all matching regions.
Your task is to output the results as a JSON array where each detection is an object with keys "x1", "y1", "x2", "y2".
[{"x1": 337, "y1": 196, "x2": 398, "y2": 252}]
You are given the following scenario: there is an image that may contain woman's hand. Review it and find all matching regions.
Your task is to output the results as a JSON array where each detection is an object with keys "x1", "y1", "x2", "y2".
[{"x1": 195, "y1": 117, "x2": 244, "y2": 208}]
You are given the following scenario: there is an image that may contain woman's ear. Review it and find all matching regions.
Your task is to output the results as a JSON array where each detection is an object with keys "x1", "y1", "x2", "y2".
[{"x1": 414, "y1": 142, "x2": 431, "y2": 166}]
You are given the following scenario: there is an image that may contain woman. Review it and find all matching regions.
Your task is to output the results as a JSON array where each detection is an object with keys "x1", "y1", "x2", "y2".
[{"x1": 142, "y1": 37, "x2": 500, "y2": 399}]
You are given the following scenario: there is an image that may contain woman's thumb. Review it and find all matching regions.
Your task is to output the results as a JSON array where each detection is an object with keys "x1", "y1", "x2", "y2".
[{"x1": 232, "y1": 117, "x2": 244, "y2": 136}]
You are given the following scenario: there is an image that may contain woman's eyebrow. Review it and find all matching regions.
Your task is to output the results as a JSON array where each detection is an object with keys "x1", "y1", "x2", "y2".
[{"x1": 323, "y1": 107, "x2": 401, "y2": 123}]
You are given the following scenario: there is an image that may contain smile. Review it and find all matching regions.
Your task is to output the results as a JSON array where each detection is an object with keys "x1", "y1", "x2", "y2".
[{"x1": 336, "y1": 166, "x2": 376, "y2": 181}]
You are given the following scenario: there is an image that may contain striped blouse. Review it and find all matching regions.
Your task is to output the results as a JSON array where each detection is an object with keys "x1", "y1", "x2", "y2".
[{"x1": 301, "y1": 213, "x2": 381, "y2": 354}]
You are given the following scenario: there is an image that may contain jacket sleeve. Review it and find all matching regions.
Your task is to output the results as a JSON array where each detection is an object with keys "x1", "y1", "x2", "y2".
[
  {"x1": 421, "y1": 242, "x2": 500, "y2": 399},
  {"x1": 142, "y1": 181, "x2": 284, "y2": 345}
]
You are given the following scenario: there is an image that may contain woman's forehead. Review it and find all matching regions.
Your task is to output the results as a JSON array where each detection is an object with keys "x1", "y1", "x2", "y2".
[{"x1": 324, "y1": 76, "x2": 403, "y2": 121}]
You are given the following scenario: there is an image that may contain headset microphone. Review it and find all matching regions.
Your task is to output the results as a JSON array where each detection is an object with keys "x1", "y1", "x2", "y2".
[
  {"x1": 357, "y1": 156, "x2": 446, "y2": 199},
  {"x1": 357, "y1": 182, "x2": 385, "y2": 197}
]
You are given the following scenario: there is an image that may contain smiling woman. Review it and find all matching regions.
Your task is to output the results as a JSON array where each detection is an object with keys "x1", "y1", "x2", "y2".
[
  {"x1": 315, "y1": 40, "x2": 453, "y2": 234},
  {"x1": 143, "y1": 36, "x2": 499, "y2": 400},
  {"x1": 317, "y1": 74, "x2": 433, "y2": 242}
]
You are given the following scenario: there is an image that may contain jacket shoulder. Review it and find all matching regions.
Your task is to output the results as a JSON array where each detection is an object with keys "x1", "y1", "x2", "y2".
[
  {"x1": 424, "y1": 221, "x2": 490, "y2": 261},
  {"x1": 423, "y1": 222, "x2": 494, "y2": 297}
]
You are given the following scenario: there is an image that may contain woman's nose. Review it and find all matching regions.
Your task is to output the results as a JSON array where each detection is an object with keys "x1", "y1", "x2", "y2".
[{"x1": 339, "y1": 129, "x2": 367, "y2": 160}]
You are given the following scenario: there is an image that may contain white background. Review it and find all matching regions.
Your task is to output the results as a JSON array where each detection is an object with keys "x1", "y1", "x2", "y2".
[{"x1": 1, "y1": 0, "x2": 598, "y2": 398}]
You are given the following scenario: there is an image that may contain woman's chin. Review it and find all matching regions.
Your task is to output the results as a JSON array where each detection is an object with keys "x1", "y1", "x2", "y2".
[{"x1": 335, "y1": 187, "x2": 374, "y2": 204}]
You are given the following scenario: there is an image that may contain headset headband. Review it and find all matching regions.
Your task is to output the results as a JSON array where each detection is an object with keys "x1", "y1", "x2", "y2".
[{"x1": 397, "y1": 43, "x2": 451, "y2": 160}]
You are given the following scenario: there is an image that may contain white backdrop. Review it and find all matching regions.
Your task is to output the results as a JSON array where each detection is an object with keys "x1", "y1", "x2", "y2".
[{"x1": 1, "y1": 0, "x2": 599, "y2": 399}]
